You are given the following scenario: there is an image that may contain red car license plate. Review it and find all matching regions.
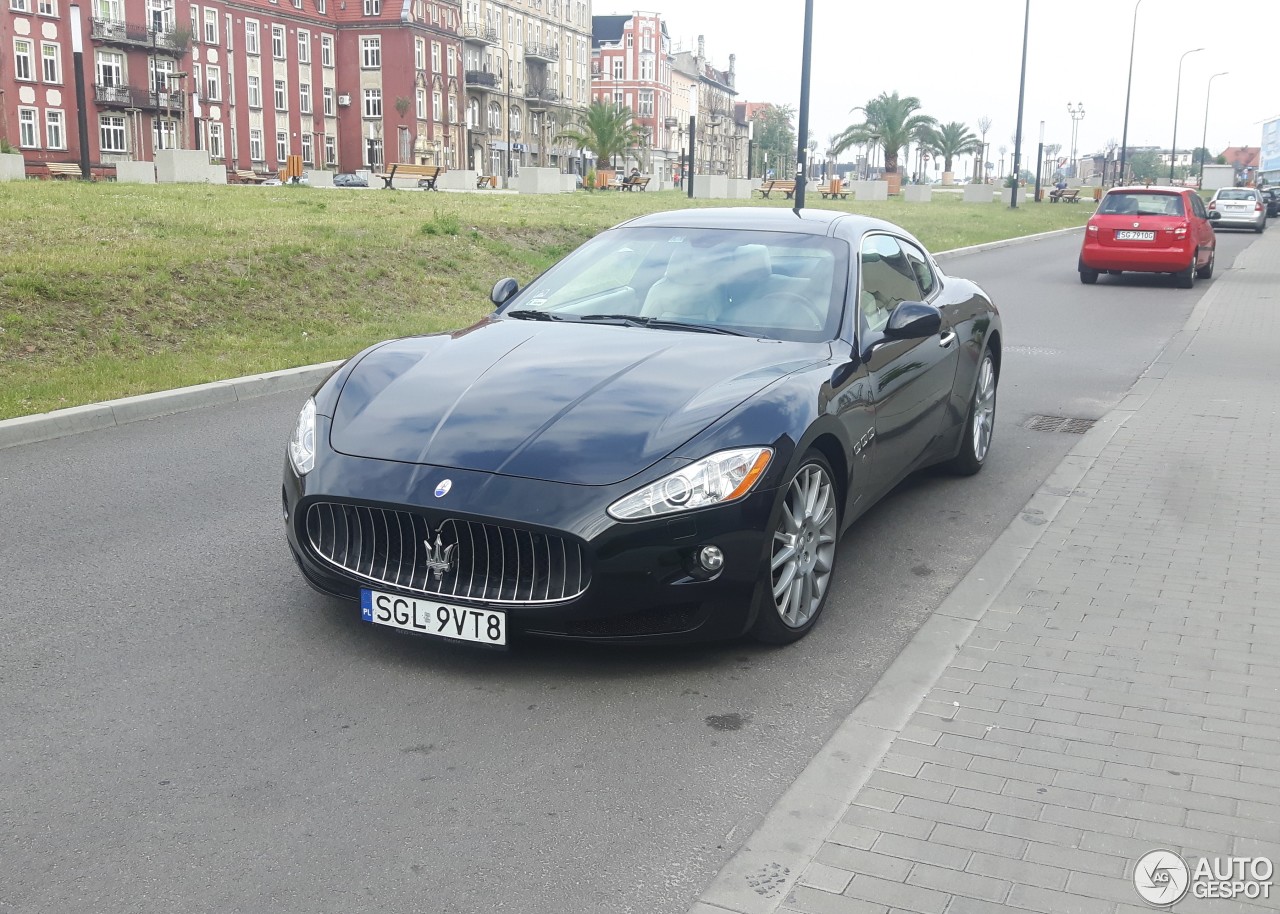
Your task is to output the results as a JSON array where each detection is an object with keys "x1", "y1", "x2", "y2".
[{"x1": 1114, "y1": 230, "x2": 1155, "y2": 241}]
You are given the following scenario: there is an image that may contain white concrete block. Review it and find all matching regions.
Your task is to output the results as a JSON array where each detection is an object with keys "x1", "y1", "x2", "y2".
[
  {"x1": 113, "y1": 160, "x2": 156, "y2": 183},
  {"x1": 154, "y1": 149, "x2": 220, "y2": 183},
  {"x1": 963, "y1": 184, "x2": 997, "y2": 203},
  {"x1": 692, "y1": 173, "x2": 729, "y2": 199},
  {"x1": 0, "y1": 153, "x2": 25, "y2": 181},
  {"x1": 852, "y1": 181, "x2": 888, "y2": 201},
  {"x1": 902, "y1": 185, "x2": 932, "y2": 203}
]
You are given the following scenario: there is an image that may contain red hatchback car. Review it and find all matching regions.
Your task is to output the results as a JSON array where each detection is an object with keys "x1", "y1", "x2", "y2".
[{"x1": 1079, "y1": 185, "x2": 1218, "y2": 288}]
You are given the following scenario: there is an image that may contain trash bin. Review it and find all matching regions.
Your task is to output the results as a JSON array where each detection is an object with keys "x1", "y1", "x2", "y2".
[{"x1": 1093, "y1": 187, "x2": 1103, "y2": 201}]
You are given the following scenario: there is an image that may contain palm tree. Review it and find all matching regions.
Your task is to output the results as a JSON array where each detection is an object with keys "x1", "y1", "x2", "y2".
[
  {"x1": 919, "y1": 121, "x2": 981, "y2": 175},
  {"x1": 832, "y1": 92, "x2": 935, "y2": 176},
  {"x1": 556, "y1": 100, "x2": 647, "y2": 170}
]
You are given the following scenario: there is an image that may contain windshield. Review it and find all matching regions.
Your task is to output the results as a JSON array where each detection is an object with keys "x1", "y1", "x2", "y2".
[
  {"x1": 1098, "y1": 192, "x2": 1185, "y2": 217},
  {"x1": 1216, "y1": 189, "x2": 1256, "y2": 201},
  {"x1": 502, "y1": 226, "x2": 849, "y2": 343}
]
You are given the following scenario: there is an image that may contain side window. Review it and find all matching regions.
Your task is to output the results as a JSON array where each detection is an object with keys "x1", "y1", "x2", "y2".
[
  {"x1": 1190, "y1": 194, "x2": 1208, "y2": 219},
  {"x1": 900, "y1": 240, "x2": 936, "y2": 299},
  {"x1": 859, "y1": 234, "x2": 922, "y2": 334}
]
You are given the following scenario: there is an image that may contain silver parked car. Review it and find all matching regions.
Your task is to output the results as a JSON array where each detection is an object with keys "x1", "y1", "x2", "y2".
[{"x1": 1208, "y1": 187, "x2": 1267, "y2": 232}]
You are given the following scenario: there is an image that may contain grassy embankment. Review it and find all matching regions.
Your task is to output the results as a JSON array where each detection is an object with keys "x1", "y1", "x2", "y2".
[{"x1": 0, "y1": 183, "x2": 1091, "y2": 419}]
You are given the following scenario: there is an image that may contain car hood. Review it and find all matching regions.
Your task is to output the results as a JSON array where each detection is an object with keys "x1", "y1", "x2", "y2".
[{"x1": 329, "y1": 318, "x2": 823, "y2": 485}]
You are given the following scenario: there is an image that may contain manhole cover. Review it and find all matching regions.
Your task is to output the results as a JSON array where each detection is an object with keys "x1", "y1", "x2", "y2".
[{"x1": 1024, "y1": 415, "x2": 1097, "y2": 434}]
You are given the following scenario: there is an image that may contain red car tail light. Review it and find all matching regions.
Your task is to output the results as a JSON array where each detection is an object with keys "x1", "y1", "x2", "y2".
[
  {"x1": 1087, "y1": 223, "x2": 1098, "y2": 233},
  {"x1": 1256, "y1": 203, "x2": 1264, "y2": 212},
  {"x1": 1173, "y1": 222, "x2": 1189, "y2": 237}
]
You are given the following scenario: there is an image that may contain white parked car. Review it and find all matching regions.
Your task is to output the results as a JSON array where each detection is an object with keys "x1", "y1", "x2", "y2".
[{"x1": 1208, "y1": 187, "x2": 1267, "y2": 232}]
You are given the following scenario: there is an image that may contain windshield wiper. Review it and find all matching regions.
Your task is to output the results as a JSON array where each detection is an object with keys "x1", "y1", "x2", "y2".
[
  {"x1": 577, "y1": 314, "x2": 746, "y2": 336},
  {"x1": 505, "y1": 309, "x2": 571, "y2": 321}
]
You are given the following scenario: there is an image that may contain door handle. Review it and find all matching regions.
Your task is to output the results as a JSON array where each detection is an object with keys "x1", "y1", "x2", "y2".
[{"x1": 938, "y1": 330, "x2": 957, "y2": 348}]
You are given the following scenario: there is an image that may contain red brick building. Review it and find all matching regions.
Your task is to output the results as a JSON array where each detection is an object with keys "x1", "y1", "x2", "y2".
[
  {"x1": 1, "y1": 0, "x2": 465, "y2": 174},
  {"x1": 589, "y1": 11, "x2": 669, "y2": 172}
]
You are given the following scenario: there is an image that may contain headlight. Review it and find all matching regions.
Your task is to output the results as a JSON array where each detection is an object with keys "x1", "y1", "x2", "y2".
[
  {"x1": 288, "y1": 398, "x2": 316, "y2": 476},
  {"x1": 607, "y1": 448, "x2": 773, "y2": 520}
]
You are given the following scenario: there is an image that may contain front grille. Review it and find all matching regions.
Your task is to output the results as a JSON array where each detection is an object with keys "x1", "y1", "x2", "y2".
[{"x1": 304, "y1": 502, "x2": 588, "y2": 605}]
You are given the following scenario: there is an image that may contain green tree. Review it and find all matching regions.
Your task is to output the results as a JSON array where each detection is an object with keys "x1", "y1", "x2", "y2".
[
  {"x1": 832, "y1": 91, "x2": 936, "y2": 175},
  {"x1": 749, "y1": 104, "x2": 796, "y2": 178},
  {"x1": 556, "y1": 100, "x2": 647, "y2": 169},
  {"x1": 918, "y1": 121, "x2": 980, "y2": 174},
  {"x1": 1127, "y1": 149, "x2": 1160, "y2": 183},
  {"x1": 1191, "y1": 146, "x2": 1211, "y2": 168}
]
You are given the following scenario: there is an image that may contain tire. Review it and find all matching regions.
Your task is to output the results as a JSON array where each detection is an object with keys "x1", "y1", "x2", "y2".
[
  {"x1": 1255, "y1": 220, "x2": 1266, "y2": 234},
  {"x1": 1196, "y1": 248, "x2": 1215, "y2": 279},
  {"x1": 945, "y1": 347, "x2": 997, "y2": 476},
  {"x1": 1079, "y1": 268, "x2": 1099, "y2": 285},
  {"x1": 750, "y1": 451, "x2": 840, "y2": 645},
  {"x1": 1175, "y1": 257, "x2": 1195, "y2": 289}
]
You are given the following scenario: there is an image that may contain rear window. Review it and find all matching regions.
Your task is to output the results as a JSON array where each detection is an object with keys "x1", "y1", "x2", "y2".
[
  {"x1": 1099, "y1": 193, "x2": 1185, "y2": 217},
  {"x1": 1216, "y1": 189, "x2": 1256, "y2": 201}
]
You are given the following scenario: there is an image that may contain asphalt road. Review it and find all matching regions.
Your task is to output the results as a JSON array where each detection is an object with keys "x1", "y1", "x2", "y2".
[{"x1": 0, "y1": 228, "x2": 1257, "y2": 914}]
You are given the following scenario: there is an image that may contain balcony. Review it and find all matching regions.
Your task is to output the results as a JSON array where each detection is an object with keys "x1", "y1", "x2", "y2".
[
  {"x1": 524, "y1": 88, "x2": 559, "y2": 109},
  {"x1": 460, "y1": 22, "x2": 499, "y2": 45},
  {"x1": 89, "y1": 18, "x2": 189, "y2": 56},
  {"x1": 524, "y1": 43, "x2": 559, "y2": 63},
  {"x1": 94, "y1": 83, "x2": 149, "y2": 108},
  {"x1": 465, "y1": 69, "x2": 498, "y2": 90},
  {"x1": 151, "y1": 89, "x2": 186, "y2": 110}
]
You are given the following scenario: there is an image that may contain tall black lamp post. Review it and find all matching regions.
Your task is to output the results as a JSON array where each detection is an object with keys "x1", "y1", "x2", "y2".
[
  {"x1": 686, "y1": 115, "x2": 695, "y2": 199},
  {"x1": 1169, "y1": 47, "x2": 1204, "y2": 183},
  {"x1": 1118, "y1": 0, "x2": 1144, "y2": 186},
  {"x1": 793, "y1": 0, "x2": 814, "y2": 211},
  {"x1": 1198, "y1": 72, "x2": 1227, "y2": 187},
  {"x1": 1010, "y1": 0, "x2": 1030, "y2": 208},
  {"x1": 1067, "y1": 102, "x2": 1084, "y2": 180},
  {"x1": 69, "y1": 3, "x2": 91, "y2": 180}
]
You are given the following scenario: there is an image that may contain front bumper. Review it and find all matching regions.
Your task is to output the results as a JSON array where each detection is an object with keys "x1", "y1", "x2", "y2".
[{"x1": 283, "y1": 448, "x2": 778, "y2": 645}]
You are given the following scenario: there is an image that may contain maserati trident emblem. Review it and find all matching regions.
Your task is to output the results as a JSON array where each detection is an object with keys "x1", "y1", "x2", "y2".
[
  {"x1": 422, "y1": 529, "x2": 457, "y2": 580},
  {"x1": 434, "y1": 479, "x2": 452, "y2": 498}
]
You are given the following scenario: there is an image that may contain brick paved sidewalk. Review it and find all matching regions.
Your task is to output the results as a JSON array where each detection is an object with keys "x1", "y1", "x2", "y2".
[{"x1": 695, "y1": 231, "x2": 1280, "y2": 914}]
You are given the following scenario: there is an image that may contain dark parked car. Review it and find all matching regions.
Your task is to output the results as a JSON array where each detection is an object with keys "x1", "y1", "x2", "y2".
[
  {"x1": 1079, "y1": 185, "x2": 1217, "y2": 287},
  {"x1": 283, "y1": 208, "x2": 1002, "y2": 647},
  {"x1": 1262, "y1": 188, "x2": 1280, "y2": 218},
  {"x1": 332, "y1": 172, "x2": 369, "y2": 188}
]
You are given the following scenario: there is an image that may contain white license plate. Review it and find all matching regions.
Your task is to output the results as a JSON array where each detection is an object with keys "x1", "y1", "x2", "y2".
[
  {"x1": 1114, "y1": 230, "x2": 1155, "y2": 241},
  {"x1": 361, "y1": 588, "x2": 507, "y2": 646}
]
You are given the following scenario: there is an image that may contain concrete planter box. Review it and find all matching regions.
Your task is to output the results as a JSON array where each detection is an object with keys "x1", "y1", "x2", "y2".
[
  {"x1": 115, "y1": 160, "x2": 156, "y2": 184},
  {"x1": 155, "y1": 149, "x2": 225, "y2": 184},
  {"x1": 435, "y1": 169, "x2": 476, "y2": 191},
  {"x1": 726, "y1": 178, "x2": 754, "y2": 200},
  {"x1": 306, "y1": 169, "x2": 334, "y2": 188},
  {"x1": 561, "y1": 173, "x2": 578, "y2": 193},
  {"x1": 999, "y1": 187, "x2": 1015, "y2": 205},
  {"x1": 0, "y1": 152, "x2": 27, "y2": 181},
  {"x1": 516, "y1": 166, "x2": 567, "y2": 194},
  {"x1": 692, "y1": 173, "x2": 730, "y2": 199},
  {"x1": 851, "y1": 180, "x2": 888, "y2": 201},
  {"x1": 963, "y1": 184, "x2": 995, "y2": 203},
  {"x1": 902, "y1": 185, "x2": 932, "y2": 203}
]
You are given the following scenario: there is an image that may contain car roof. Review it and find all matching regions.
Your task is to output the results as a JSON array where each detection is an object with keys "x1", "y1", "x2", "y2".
[{"x1": 619, "y1": 206, "x2": 914, "y2": 241}]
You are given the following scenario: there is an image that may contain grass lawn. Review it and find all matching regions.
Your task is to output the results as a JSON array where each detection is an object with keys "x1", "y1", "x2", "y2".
[{"x1": 0, "y1": 183, "x2": 1091, "y2": 420}]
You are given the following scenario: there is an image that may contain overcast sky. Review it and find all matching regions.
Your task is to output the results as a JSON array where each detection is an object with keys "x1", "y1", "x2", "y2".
[{"x1": 643, "y1": 0, "x2": 1274, "y2": 163}]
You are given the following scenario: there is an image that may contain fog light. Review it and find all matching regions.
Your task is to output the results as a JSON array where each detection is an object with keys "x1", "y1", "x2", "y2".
[{"x1": 698, "y1": 545, "x2": 724, "y2": 572}]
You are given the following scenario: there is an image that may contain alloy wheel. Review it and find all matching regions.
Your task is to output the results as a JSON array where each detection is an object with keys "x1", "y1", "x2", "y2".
[
  {"x1": 770, "y1": 463, "x2": 838, "y2": 628},
  {"x1": 972, "y1": 355, "x2": 996, "y2": 462}
]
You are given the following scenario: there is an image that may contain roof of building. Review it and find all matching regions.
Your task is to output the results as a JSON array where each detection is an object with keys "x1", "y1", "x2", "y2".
[
  {"x1": 591, "y1": 15, "x2": 629, "y2": 48},
  {"x1": 1217, "y1": 146, "x2": 1260, "y2": 168}
]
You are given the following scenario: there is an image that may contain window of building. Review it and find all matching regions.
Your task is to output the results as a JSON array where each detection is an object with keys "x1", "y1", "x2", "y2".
[
  {"x1": 447, "y1": 92, "x2": 456, "y2": 124},
  {"x1": 208, "y1": 121, "x2": 223, "y2": 159},
  {"x1": 10, "y1": 0, "x2": 31, "y2": 11},
  {"x1": 38, "y1": 42, "x2": 61, "y2": 83},
  {"x1": 100, "y1": 114, "x2": 127, "y2": 152},
  {"x1": 44, "y1": 109, "x2": 65, "y2": 149},
  {"x1": 415, "y1": 38, "x2": 424, "y2": 71},
  {"x1": 249, "y1": 128, "x2": 263, "y2": 160},
  {"x1": 271, "y1": 25, "x2": 285, "y2": 59},
  {"x1": 14, "y1": 40, "x2": 35, "y2": 82},
  {"x1": 276, "y1": 131, "x2": 287, "y2": 162},
  {"x1": 362, "y1": 0, "x2": 379, "y2": 14},
  {"x1": 625, "y1": 34, "x2": 632, "y2": 48},
  {"x1": 245, "y1": 19, "x2": 259, "y2": 55},
  {"x1": 510, "y1": 106, "x2": 521, "y2": 134},
  {"x1": 203, "y1": 8, "x2": 218, "y2": 44},
  {"x1": 431, "y1": 89, "x2": 441, "y2": 121},
  {"x1": 430, "y1": 41, "x2": 440, "y2": 72},
  {"x1": 38, "y1": 0, "x2": 55, "y2": 14},
  {"x1": 153, "y1": 118, "x2": 177, "y2": 151},
  {"x1": 189, "y1": 5, "x2": 198, "y2": 40},
  {"x1": 96, "y1": 50, "x2": 123, "y2": 86},
  {"x1": 363, "y1": 88, "x2": 381, "y2": 118},
  {"x1": 18, "y1": 107, "x2": 39, "y2": 147},
  {"x1": 611, "y1": 58, "x2": 622, "y2": 80},
  {"x1": 274, "y1": 79, "x2": 286, "y2": 111},
  {"x1": 323, "y1": 86, "x2": 334, "y2": 116},
  {"x1": 225, "y1": 13, "x2": 233, "y2": 49},
  {"x1": 325, "y1": 135, "x2": 336, "y2": 165},
  {"x1": 612, "y1": 88, "x2": 622, "y2": 107},
  {"x1": 446, "y1": 46, "x2": 456, "y2": 76},
  {"x1": 467, "y1": 96, "x2": 478, "y2": 128},
  {"x1": 415, "y1": 88, "x2": 425, "y2": 119},
  {"x1": 247, "y1": 74, "x2": 261, "y2": 108},
  {"x1": 301, "y1": 133, "x2": 312, "y2": 164},
  {"x1": 637, "y1": 89, "x2": 653, "y2": 117},
  {"x1": 316, "y1": 0, "x2": 325, "y2": 12},
  {"x1": 292, "y1": 29, "x2": 308, "y2": 63},
  {"x1": 639, "y1": 56, "x2": 653, "y2": 81},
  {"x1": 320, "y1": 34, "x2": 333, "y2": 67},
  {"x1": 361, "y1": 36, "x2": 380, "y2": 68},
  {"x1": 205, "y1": 64, "x2": 220, "y2": 100},
  {"x1": 298, "y1": 82, "x2": 310, "y2": 112}
]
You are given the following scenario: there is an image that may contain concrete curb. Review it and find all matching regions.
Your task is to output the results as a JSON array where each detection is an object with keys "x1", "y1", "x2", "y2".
[
  {"x1": 687, "y1": 232, "x2": 1230, "y2": 914},
  {"x1": 0, "y1": 361, "x2": 343, "y2": 451},
  {"x1": 0, "y1": 227, "x2": 1085, "y2": 453}
]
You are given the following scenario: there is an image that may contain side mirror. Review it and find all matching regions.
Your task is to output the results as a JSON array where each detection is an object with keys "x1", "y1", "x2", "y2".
[
  {"x1": 884, "y1": 301, "x2": 942, "y2": 340},
  {"x1": 490, "y1": 277, "x2": 520, "y2": 308},
  {"x1": 1208, "y1": 210, "x2": 1222, "y2": 221}
]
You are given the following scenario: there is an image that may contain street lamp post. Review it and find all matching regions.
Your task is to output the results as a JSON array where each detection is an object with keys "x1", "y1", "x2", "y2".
[
  {"x1": 1010, "y1": 0, "x2": 1031, "y2": 208},
  {"x1": 1198, "y1": 72, "x2": 1227, "y2": 187},
  {"x1": 489, "y1": 44, "x2": 513, "y2": 188},
  {"x1": 1169, "y1": 47, "x2": 1204, "y2": 183},
  {"x1": 1118, "y1": 0, "x2": 1144, "y2": 186},
  {"x1": 1034, "y1": 120, "x2": 1045, "y2": 202},
  {"x1": 69, "y1": 3, "x2": 91, "y2": 180},
  {"x1": 1067, "y1": 102, "x2": 1084, "y2": 180}
]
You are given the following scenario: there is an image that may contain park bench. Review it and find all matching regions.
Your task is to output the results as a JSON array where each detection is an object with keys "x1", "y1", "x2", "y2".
[
  {"x1": 613, "y1": 174, "x2": 650, "y2": 191},
  {"x1": 820, "y1": 178, "x2": 850, "y2": 200},
  {"x1": 45, "y1": 162, "x2": 86, "y2": 180},
  {"x1": 230, "y1": 169, "x2": 269, "y2": 184},
  {"x1": 756, "y1": 179, "x2": 797, "y2": 199},
  {"x1": 374, "y1": 163, "x2": 444, "y2": 190},
  {"x1": 476, "y1": 174, "x2": 497, "y2": 188},
  {"x1": 1048, "y1": 187, "x2": 1080, "y2": 203}
]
